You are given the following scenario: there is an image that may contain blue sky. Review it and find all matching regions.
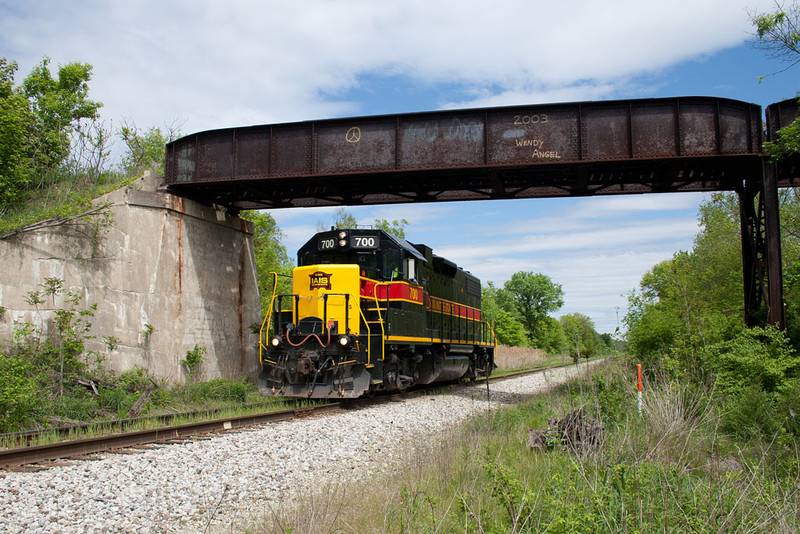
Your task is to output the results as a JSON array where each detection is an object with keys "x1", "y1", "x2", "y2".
[{"x1": 1, "y1": 0, "x2": 798, "y2": 333}]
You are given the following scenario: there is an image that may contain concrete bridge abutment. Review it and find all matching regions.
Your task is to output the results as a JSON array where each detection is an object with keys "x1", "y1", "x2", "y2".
[{"x1": 0, "y1": 171, "x2": 262, "y2": 383}]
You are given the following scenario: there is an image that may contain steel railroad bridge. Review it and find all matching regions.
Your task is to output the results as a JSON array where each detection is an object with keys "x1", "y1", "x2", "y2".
[{"x1": 164, "y1": 96, "x2": 800, "y2": 328}]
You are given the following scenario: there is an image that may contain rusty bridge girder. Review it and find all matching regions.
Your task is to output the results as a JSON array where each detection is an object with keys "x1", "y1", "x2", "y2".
[{"x1": 163, "y1": 96, "x2": 800, "y2": 329}]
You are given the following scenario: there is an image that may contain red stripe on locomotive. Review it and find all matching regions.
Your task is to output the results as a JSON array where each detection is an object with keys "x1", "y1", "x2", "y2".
[{"x1": 359, "y1": 278, "x2": 483, "y2": 321}]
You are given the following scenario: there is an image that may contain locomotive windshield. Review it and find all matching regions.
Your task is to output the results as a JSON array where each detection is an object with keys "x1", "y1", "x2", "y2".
[
  {"x1": 297, "y1": 228, "x2": 425, "y2": 281},
  {"x1": 300, "y1": 250, "x2": 381, "y2": 277}
]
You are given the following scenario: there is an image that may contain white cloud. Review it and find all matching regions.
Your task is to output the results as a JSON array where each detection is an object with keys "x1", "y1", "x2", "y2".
[
  {"x1": 0, "y1": 0, "x2": 766, "y2": 334},
  {"x1": 436, "y1": 216, "x2": 699, "y2": 264},
  {"x1": 0, "y1": 0, "x2": 778, "y2": 134}
]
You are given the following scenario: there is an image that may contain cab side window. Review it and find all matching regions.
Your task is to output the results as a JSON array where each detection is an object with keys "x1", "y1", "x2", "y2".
[
  {"x1": 406, "y1": 258, "x2": 416, "y2": 282},
  {"x1": 383, "y1": 250, "x2": 401, "y2": 280}
]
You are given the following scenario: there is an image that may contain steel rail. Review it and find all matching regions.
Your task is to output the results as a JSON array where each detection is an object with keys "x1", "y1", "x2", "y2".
[
  {"x1": 0, "y1": 361, "x2": 589, "y2": 468},
  {"x1": 0, "y1": 400, "x2": 308, "y2": 447},
  {"x1": 0, "y1": 403, "x2": 341, "y2": 469}
]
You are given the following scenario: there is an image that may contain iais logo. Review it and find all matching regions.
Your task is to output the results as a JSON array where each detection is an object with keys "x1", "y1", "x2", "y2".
[{"x1": 309, "y1": 271, "x2": 332, "y2": 290}]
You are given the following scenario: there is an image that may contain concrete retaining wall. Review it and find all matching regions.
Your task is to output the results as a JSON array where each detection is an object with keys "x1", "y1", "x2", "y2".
[{"x1": 0, "y1": 172, "x2": 262, "y2": 383}]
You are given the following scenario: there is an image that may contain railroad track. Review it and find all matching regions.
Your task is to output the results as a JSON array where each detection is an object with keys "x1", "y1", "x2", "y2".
[{"x1": 0, "y1": 363, "x2": 573, "y2": 469}]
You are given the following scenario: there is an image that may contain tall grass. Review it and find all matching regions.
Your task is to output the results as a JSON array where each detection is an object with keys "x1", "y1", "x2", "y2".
[
  {"x1": 252, "y1": 360, "x2": 800, "y2": 533},
  {"x1": 494, "y1": 345, "x2": 549, "y2": 370},
  {"x1": 0, "y1": 170, "x2": 134, "y2": 236}
]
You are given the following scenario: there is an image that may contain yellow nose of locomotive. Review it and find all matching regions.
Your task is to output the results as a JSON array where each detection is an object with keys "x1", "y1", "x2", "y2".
[{"x1": 293, "y1": 264, "x2": 361, "y2": 336}]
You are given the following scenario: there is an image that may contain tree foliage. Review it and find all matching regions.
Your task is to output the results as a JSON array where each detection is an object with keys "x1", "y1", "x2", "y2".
[
  {"x1": 623, "y1": 189, "x2": 800, "y2": 440},
  {"x1": 481, "y1": 273, "x2": 566, "y2": 350},
  {"x1": 752, "y1": 1, "x2": 800, "y2": 70},
  {"x1": 316, "y1": 209, "x2": 409, "y2": 239},
  {"x1": 374, "y1": 217, "x2": 409, "y2": 239},
  {"x1": 625, "y1": 194, "x2": 745, "y2": 372},
  {"x1": 532, "y1": 315, "x2": 567, "y2": 354},
  {"x1": 481, "y1": 282, "x2": 530, "y2": 346},
  {"x1": 560, "y1": 313, "x2": 600, "y2": 359},
  {"x1": 330, "y1": 208, "x2": 358, "y2": 231},
  {"x1": 240, "y1": 210, "x2": 294, "y2": 314},
  {"x1": 119, "y1": 119, "x2": 179, "y2": 176},
  {"x1": 0, "y1": 56, "x2": 102, "y2": 211},
  {"x1": 751, "y1": 2, "x2": 800, "y2": 159},
  {"x1": 503, "y1": 271, "x2": 564, "y2": 337}
]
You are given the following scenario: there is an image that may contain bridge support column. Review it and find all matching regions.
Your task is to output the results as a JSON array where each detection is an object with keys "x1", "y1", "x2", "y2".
[{"x1": 738, "y1": 161, "x2": 785, "y2": 329}]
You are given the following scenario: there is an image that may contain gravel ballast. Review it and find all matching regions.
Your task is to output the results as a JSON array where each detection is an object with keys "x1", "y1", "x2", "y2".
[{"x1": 0, "y1": 362, "x2": 601, "y2": 533}]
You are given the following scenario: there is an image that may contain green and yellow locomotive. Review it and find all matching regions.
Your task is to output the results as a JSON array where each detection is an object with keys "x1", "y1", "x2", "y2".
[{"x1": 258, "y1": 228, "x2": 496, "y2": 398}]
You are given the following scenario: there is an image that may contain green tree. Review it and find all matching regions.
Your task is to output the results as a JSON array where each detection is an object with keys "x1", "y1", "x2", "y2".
[
  {"x1": 625, "y1": 193, "x2": 747, "y2": 372},
  {"x1": 22, "y1": 57, "x2": 101, "y2": 188},
  {"x1": 751, "y1": 2, "x2": 800, "y2": 159},
  {"x1": 374, "y1": 217, "x2": 409, "y2": 239},
  {"x1": 532, "y1": 316, "x2": 567, "y2": 354},
  {"x1": 779, "y1": 189, "x2": 800, "y2": 347},
  {"x1": 334, "y1": 208, "x2": 358, "y2": 229},
  {"x1": 560, "y1": 313, "x2": 600, "y2": 360},
  {"x1": 0, "y1": 56, "x2": 101, "y2": 209},
  {"x1": 503, "y1": 271, "x2": 564, "y2": 344},
  {"x1": 752, "y1": 2, "x2": 800, "y2": 72},
  {"x1": 119, "y1": 119, "x2": 178, "y2": 176},
  {"x1": 481, "y1": 282, "x2": 529, "y2": 346},
  {"x1": 0, "y1": 59, "x2": 32, "y2": 208},
  {"x1": 240, "y1": 210, "x2": 293, "y2": 313},
  {"x1": 0, "y1": 351, "x2": 37, "y2": 431}
]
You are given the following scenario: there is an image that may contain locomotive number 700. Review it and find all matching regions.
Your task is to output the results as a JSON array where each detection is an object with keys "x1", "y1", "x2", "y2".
[{"x1": 352, "y1": 236, "x2": 376, "y2": 248}]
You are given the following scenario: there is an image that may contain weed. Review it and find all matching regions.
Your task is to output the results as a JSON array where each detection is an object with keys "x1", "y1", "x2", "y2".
[
  {"x1": 183, "y1": 344, "x2": 206, "y2": 381},
  {"x1": 251, "y1": 363, "x2": 800, "y2": 533},
  {"x1": 140, "y1": 323, "x2": 155, "y2": 340},
  {"x1": 103, "y1": 335, "x2": 119, "y2": 352}
]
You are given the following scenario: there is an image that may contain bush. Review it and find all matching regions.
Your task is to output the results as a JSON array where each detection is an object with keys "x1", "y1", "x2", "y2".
[
  {"x1": 0, "y1": 352, "x2": 37, "y2": 431},
  {"x1": 182, "y1": 378, "x2": 249, "y2": 404},
  {"x1": 51, "y1": 390, "x2": 100, "y2": 422},
  {"x1": 116, "y1": 367, "x2": 152, "y2": 392},
  {"x1": 706, "y1": 326, "x2": 799, "y2": 397},
  {"x1": 593, "y1": 371, "x2": 629, "y2": 425},
  {"x1": 704, "y1": 326, "x2": 800, "y2": 440}
]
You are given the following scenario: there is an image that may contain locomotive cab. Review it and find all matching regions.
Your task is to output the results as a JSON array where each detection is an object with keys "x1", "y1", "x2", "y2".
[{"x1": 258, "y1": 228, "x2": 495, "y2": 398}]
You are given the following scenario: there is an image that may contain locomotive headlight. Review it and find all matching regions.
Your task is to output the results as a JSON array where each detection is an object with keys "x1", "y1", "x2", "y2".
[
  {"x1": 338, "y1": 335, "x2": 350, "y2": 347},
  {"x1": 337, "y1": 231, "x2": 347, "y2": 239},
  {"x1": 270, "y1": 336, "x2": 281, "y2": 347}
]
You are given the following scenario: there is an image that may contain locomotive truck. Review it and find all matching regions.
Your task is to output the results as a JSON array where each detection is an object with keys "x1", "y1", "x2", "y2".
[{"x1": 257, "y1": 228, "x2": 496, "y2": 398}]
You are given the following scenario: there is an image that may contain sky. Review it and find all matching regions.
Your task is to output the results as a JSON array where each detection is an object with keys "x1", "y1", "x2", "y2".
[{"x1": 1, "y1": 0, "x2": 798, "y2": 334}]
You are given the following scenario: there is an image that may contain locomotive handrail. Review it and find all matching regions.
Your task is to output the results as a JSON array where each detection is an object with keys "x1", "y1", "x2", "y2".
[
  {"x1": 484, "y1": 320, "x2": 498, "y2": 348},
  {"x1": 259, "y1": 272, "x2": 280, "y2": 364},
  {"x1": 364, "y1": 281, "x2": 390, "y2": 363},
  {"x1": 357, "y1": 305, "x2": 374, "y2": 366}
]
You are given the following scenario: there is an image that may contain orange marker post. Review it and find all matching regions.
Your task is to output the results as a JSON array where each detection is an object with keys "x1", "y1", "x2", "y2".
[{"x1": 637, "y1": 363, "x2": 643, "y2": 414}]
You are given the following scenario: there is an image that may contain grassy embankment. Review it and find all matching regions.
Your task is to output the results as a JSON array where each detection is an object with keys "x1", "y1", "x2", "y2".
[
  {"x1": 0, "y1": 171, "x2": 136, "y2": 237},
  {"x1": 0, "y1": 345, "x2": 557, "y2": 446},
  {"x1": 252, "y1": 358, "x2": 800, "y2": 533}
]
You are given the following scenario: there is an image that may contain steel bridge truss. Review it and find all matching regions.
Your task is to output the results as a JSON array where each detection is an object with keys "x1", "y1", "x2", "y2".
[{"x1": 164, "y1": 96, "x2": 800, "y2": 328}]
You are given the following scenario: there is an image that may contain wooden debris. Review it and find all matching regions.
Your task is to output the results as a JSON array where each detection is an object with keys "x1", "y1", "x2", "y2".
[
  {"x1": 76, "y1": 377, "x2": 99, "y2": 396},
  {"x1": 527, "y1": 409, "x2": 603, "y2": 453},
  {"x1": 126, "y1": 385, "x2": 153, "y2": 418}
]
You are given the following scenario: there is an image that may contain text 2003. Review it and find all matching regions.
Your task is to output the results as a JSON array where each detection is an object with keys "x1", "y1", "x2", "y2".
[{"x1": 513, "y1": 114, "x2": 548, "y2": 125}]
